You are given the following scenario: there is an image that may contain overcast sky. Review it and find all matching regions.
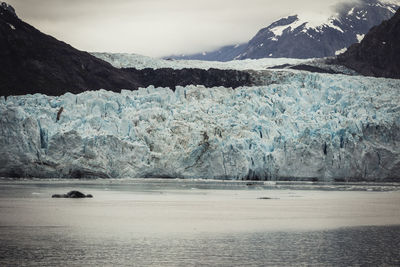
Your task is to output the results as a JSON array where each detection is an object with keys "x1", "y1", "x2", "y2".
[{"x1": 8, "y1": 0, "x2": 360, "y2": 57}]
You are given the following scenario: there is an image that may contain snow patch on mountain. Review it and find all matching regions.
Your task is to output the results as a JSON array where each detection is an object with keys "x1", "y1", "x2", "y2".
[
  {"x1": 378, "y1": 0, "x2": 399, "y2": 10},
  {"x1": 7, "y1": 22, "x2": 15, "y2": 30},
  {"x1": 335, "y1": 47, "x2": 348, "y2": 55},
  {"x1": 268, "y1": 13, "x2": 341, "y2": 38},
  {"x1": 356, "y1": 33, "x2": 365, "y2": 42},
  {"x1": 325, "y1": 19, "x2": 344, "y2": 33}
]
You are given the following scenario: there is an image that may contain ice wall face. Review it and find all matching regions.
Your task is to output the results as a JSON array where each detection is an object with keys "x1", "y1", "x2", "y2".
[{"x1": 1, "y1": 71, "x2": 399, "y2": 181}]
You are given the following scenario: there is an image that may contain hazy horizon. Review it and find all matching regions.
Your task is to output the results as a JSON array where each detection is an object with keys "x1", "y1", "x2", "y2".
[{"x1": 7, "y1": 0, "x2": 361, "y2": 57}]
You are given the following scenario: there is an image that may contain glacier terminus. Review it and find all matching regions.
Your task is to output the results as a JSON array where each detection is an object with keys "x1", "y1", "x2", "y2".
[{"x1": 1, "y1": 70, "x2": 399, "y2": 181}]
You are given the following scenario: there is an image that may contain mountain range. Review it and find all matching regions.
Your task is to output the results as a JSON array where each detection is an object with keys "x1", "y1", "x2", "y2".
[
  {"x1": 0, "y1": 2, "x2": 251, "y2": 96},
  {"x1": 171, "y1": 0, "x2": 399, "y2": 61},
  {"x1": 0, "y1": 0, "x2": 399, "y2": 97}
]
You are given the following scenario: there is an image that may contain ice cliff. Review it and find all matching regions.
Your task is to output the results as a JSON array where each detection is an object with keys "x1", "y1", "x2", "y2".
[{"x1": 1, "y1": 71, "x2": 399, "y2": 181}]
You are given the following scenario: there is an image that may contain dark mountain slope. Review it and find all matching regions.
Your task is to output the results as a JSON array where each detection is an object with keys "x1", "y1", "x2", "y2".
[
  {"x1": 0, "y1": 2, "x2": 144, "y2": 96},
  {"x1": 124, "y1": 67, "x2": 252, "y2": 89},
  {"x1": 0, "y1": 3, "x2": 253, "y2": 96},
  {"x1": 337, "y1": 7, "x2": 400, "y2": 79}
]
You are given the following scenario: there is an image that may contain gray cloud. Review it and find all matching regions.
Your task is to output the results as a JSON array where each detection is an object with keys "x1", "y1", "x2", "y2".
[{"x1": 7, "y1": 0, "x2": 359, "y2": 57}]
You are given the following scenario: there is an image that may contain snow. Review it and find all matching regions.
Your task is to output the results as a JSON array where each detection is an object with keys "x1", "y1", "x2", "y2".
[
  {"x1": 379, "y1": 0, "x2": 400, "y2": 8},
  {"x1": 270, "y1": 24, "x2": 290, "y2": 37},
  {"x1": 7, "y1": 23, "x2": 15, "y2": 30},
  {"x1": 356, "y1": 34, "x2": 365, "y2": 42},
  {"x1": 92, "y1": 52, "x2": 309, "y2": 71},
  {"x1": 270, "y1": 17, "x2": 308, "y2": 37},
  {"x1": 269, "y1": 15, "x2": 305, "y2": 36},
  {"x1": 268, "y1": 11, "x2": 346, "y2": 40},
  {"x1": 335, "y1": 47, "x2": 347, "y2": 55},
  {"x1": 268, "y1": 0, "x2": 398, "y2": 40},
  {"x1": 325, "y1": 19, "x2": 344, "y2": 33},
  {"x1": 374, "y1": 0, "x2": 399, "y2": 13},
  {"x1": 1, "y1": 71, "x2": 399, "y2": 180},
  {"x1": 297, "y1": 11, "x2": 334, "y2": 29}
]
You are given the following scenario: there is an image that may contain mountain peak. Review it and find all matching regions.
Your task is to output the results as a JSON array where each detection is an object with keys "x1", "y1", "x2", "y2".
[
  {"x1": 171, "y1": 0, "x2": 399, "y2": 61},
  {"x1": 0, "y1": 2, "x2": 17, "y2": 17},
  {"x1": 337, "y1": 6, "x2": 400, "y2": 79}
]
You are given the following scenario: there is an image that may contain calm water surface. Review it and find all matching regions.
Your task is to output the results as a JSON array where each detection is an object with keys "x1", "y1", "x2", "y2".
[{"x1": 0, "y1": 179, "x2": 399, "y2": 266}]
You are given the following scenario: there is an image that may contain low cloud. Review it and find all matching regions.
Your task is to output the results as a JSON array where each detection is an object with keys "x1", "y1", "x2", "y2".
[{"x1": 8, "y1": 0, "x2": 360, "y2": 57}]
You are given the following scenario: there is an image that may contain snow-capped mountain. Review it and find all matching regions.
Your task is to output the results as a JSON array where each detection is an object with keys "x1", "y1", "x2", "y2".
[
  {"x1": 172, "y1": 0, "x2": 399, "y2": 61},
  {"x1": 338, "y1": 5, "x2": 400, "y2": 79}
]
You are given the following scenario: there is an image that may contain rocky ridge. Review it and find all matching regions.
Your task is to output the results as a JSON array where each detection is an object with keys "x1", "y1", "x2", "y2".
[{"x1": 337, "y1": 6, "x2": 400, "y2": 79}]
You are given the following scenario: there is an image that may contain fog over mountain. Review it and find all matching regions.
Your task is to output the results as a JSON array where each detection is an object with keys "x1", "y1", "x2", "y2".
[
  {"x1": 171, "y1": 0, "x2": 399, "y2": 60},
  {"x1": 6, "y1": 0, "x2": 362, "y2": 57}
]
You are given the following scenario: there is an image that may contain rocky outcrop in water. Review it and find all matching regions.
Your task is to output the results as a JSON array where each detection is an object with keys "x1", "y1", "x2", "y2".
[{"x1": 52, "y1": 191, "x2": 93, "y2": 198}]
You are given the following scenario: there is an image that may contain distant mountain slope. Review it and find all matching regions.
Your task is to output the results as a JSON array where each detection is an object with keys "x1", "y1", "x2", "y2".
[
  {"x1": 337, "y1": 6, "x2": 400, "y2": 78},
  {"x1": 169, "y1": 44, "x2": 247, "y2": 62},
  {"x1": 0, "y1": 3, "x2": 255, "y2": 96},
  {"x1": 0, "y1": 2, "x2": 142, "y2": 96},
  {"x1": 171, "y1": 0, "x2": 399, "y2": 61}
]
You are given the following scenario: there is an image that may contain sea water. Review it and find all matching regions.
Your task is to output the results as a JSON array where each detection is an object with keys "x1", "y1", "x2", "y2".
[{"x1": 0, "y1": 179, "x2": 399, "y2": 266}]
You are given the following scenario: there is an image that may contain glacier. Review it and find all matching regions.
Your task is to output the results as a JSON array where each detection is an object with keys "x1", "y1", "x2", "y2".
[
  {"x1": 92, "y1": 52, "x2": 358, "y2": 76},
  {"x1": 91, "y1": 52, "x2": 309, "y2": 70},
  {"x1": 1, "y1": 70, "x2": 400, "y2": 181}
]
